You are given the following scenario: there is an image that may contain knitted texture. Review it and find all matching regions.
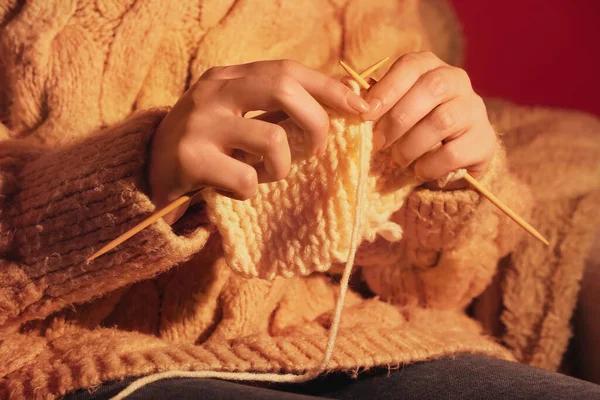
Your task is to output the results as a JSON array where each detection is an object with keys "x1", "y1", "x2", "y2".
[
  {"x1": 205, "y1": 116, "x2": 371, "y2": 279},
  {"x1": 1, "y1": 110, "x2": 211, "y2": 333},
  {"x1": 1, "y1": 1, "x2": 600, "y2": 399},
  {"x1": 204, "y1": 86, "x2": 420, "y2": 279}
]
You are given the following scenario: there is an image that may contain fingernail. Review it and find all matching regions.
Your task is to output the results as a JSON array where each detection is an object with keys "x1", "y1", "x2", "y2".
[
  {"x1": 391, "y1": 145, "x2": 407, "y2": 167},
  {"x1": 369, "y1": 99, "x2": 382, "y2": 113},
  {"x1": 264, "y1": 159, "x2": 274, "y2": 177},
  {"x1": 373, "y1": 130, "x2": 386, "y2": 151},
  {"x1": 365, "y1": 77, "x2": 378, "y2": 86},
  {"x1": 362, "y1": 98, "x2": 382, "y2": 121},
  {"x1": 347, "y1": 92, "x2": 369, "y2": 113}
]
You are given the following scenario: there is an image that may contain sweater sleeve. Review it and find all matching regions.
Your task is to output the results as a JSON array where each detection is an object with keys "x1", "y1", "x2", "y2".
[
  {"x1": 358, "y1": 141, "x2": 534, "y2": 309},
  {"x1": 0, "y1": 110, "x2": 210, "y2": 333},
  {"x1": 475, "y1": 99, "x2": 600, "y2": 370}
]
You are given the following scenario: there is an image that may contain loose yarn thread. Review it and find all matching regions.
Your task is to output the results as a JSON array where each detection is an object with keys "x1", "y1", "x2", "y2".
[{"x1": 110, "y1": 111, "x2": 372, "y2": 400}]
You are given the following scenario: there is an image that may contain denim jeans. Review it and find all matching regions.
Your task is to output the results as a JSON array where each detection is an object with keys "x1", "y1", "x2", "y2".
[{"x1": 65, "y1": 354, "x2": 600, "y2": 399}]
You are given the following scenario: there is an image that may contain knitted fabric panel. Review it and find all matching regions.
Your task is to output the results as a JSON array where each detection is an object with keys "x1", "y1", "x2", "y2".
[{"x1": 204, "y1": 107, "x2": 420, "y2": 279}]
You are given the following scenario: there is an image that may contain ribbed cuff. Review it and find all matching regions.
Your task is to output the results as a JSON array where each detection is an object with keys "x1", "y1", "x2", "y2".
[
  {"x1": 400, "y1": 143, "x2": 506, "y2": 251},
  {"x1": 2, "y1": 110, "x2": 210, "y2": 329}
]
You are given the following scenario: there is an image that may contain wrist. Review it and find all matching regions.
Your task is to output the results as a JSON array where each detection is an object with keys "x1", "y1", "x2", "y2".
[{"x1": 147, "y1": 112, "x2": 191, "y2": 224}]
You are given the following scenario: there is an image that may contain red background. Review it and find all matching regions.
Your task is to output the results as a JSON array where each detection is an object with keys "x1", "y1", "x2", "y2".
[{"x1": 449, "y1": 0, "x2": 600, "y2": 116}]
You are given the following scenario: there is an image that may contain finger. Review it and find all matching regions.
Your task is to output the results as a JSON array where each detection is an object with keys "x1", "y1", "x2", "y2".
[
  {"x1": 390, "y1": 96, "x2": 477, "y2": 168},
  {"x1": 203, "y1": 60, "x2": 369, "y2": 114},
  {"x1": 248, "y1": 114, "x2": 307, "y2": 157},
  {"x1": 221, "y1": 117, "x2": 291, "y2": 181},
  {"x1": 252, "y1": 161, "x2": 281, "y2": 184},
  {"x1": 375, "y1": 66, "x2": 471, "y2": 150},
  {"x1": 365, "y1": 77, "x2": 378, "y2": 86},
  {"x1": 162, "y1": 198, "x2": 192, "y2": 225},
  {"x1": 218, "y1": 75, "x2": 330, "y2": 154},
  {"x1": 413, "y1": 125, "x2": 497, "y2": 181},
  {"x1": 192, "y1": 151, "x2": 259, "y2": 200},
  {"x1": 362, "y1": 51, "x2": 444, "y2": 121}
]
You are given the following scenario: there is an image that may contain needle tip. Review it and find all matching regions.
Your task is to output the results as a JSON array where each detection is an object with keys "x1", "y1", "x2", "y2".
[{"x1": 339, "y1": 61, "x2": 371, "y2": 90}]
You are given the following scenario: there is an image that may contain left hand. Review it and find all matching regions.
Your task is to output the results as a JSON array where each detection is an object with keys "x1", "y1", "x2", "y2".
[{"x1": 361, "y1": 51, "x2": 497, "y2": 182}]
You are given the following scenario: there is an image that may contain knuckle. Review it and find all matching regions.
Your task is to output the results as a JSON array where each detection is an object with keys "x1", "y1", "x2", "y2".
[
  {"x1": 236, "y1": 168, "x2": 258, "y2": 200},
  {"x1": 419, "y1": 50, "x2": 437, "y2": 61},
  {"x1": 444, "y1": 143, "x2": 463, "y2": 168},
  {"x1": 270, "y1": 75, "x2": 296, "y2": 99},
  {"x1": 265, "y1": 124, "x2": 287, "y2": 152},
  {"x1": 417, "y1": 51, "x2": 439, "y2": 67},
  {"x1": 455, "y1": 67, "x2": 471, "y2": 85},
  {"x1": 277, "y1": 59, "x2": 298, "y2": 75},
  {"x1": 389, "y1": 108, "x2": 410, "y2": 131},
  {"x1": 203, "y1": 66, "x2": 226, "y2": 79},
  {"x1": 396, "y1": 51, "x2": 440, "y2": 74},
  {"x1": 398, "y1": 52, "x2": 421, "y2": 67},
  {"x1": 432, "y1": 106, "x2": 457, "y2": 132},
  {"x1": 425, "y1": 69, "x2": 450, "y2": 97}
]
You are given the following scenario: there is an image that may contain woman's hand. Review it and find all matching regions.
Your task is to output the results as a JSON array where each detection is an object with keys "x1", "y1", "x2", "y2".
[
  {"x1": 149, "y1": 60, "x2": 369, "y2": 223},
  {"x1": 361, "y1": 51, "x2": 497, "y2": 182}
]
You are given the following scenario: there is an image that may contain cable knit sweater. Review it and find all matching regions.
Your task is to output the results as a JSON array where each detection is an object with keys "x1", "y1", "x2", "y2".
[{"x1": 1, "y1": 0, "x2": 599, "y2": 398}]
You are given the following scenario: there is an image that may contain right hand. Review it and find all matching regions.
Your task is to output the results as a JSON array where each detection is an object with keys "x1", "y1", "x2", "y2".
[{"x1": 148, "y1": 60, "x2": 369, "y2": 224}]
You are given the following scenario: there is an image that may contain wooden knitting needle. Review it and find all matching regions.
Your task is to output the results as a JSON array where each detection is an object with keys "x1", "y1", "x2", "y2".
[
  {"x1": 359, "y1": 57, "x2": 390, "y2": 79},
  {"x1": 339, "y1": 61, "x2": 371, "y2": 89},
  {"x1": 87, "y1": 189, "x2": 203, "y2": 262},
  {"x1": 341, "y1": 60, "x2": 549, "y2": 246},
  {"x1": 463, "y1": 174, "x2": 549, "y2": 245}
]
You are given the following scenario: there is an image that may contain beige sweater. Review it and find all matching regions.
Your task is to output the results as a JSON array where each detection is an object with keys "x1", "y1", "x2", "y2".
[{"x1": 1, "y1": 0, "x2": 599, "y2": 398}]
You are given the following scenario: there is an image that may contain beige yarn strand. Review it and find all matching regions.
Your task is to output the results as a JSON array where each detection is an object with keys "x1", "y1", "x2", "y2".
[{"x1": 110, "y1": 120, "x2": 372, "y2": 400}]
